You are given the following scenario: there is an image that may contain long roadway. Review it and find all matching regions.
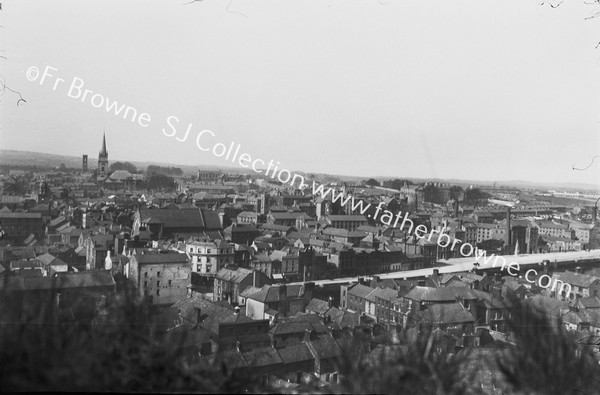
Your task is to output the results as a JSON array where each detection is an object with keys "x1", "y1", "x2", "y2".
[{"x1": 290, "y1": 249, "x2": 600, "y2": 286}]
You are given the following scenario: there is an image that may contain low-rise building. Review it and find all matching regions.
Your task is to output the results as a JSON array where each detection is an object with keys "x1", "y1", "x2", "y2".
[
  {"x1": 213, "y1": 265, "x2": 270, "y2": 304},
  {"x1": 128, "y1": 252, "x2": 191, "y2": 305},
  {"x1": 186, "y1": 239, "x2": 234, "y2": 275}
]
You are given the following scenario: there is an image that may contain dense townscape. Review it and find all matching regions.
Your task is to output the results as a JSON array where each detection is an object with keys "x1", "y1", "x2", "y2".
[{"x1": 0, "y1": 136, "x2": 599, "y2": 393}]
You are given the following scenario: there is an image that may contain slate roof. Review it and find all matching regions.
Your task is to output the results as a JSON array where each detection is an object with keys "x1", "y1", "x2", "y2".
[
  {"x1": 403, "y1": 286, "x2": 479, "y2": 302},
  {"x1": 131, "y1": 253, "x2": 189, "y2": 264},
  {"x1": 472, "y1": 290, "x2": 512, "y2": 309},
  {"x1": 524, "y1": 294, "x2": 569, "y2": 319},
  {"x1": 0, "y1": 271, "x2": 116, "y2": 291},
  {"x1": 247, "y1": 284, "x2": 305, "y2": 303},
  {"x1": 347, "y1": 284, "x2": 376, "y2": 299},
  {"x1": 579, "y1": 296, "x2": 600, "y2": 309},
  {"x1": 0, "y1": 212, "x2": 42, "y2": 219},
  {"x1": 237, "y1": 211, "x2": 258, "y2": 218},
  {"x1": 49, "y1": 216, "x2": 67, "y2": 227},
  {"x1": 277, "y1": 343, "x2": 314, "y2": 364},
  {"x1": 326, "y1": 215, "x2": 368, "y2": 222},
  {"x1": 214, "y1": 267, "x2": 253, "y2": 284},
  {"x1": 306, "y1": 298, "x2": 330, "y2": 315},
  {"x1": 36, "y1": 253, "x2": 68, "y2": 267},
  {"x1": 308, "y1": 334, "x2": 342, "y2": 359},
  {"x1": 370, "y1": 287, "x2": 399, "y2": 303},
  {"x1": 322, "y1": 228, "x2": 366, "y2": 238},
  {"x1": 259, "y1": 224, "x2": 295, "y2": 232},
  {"x1": 140, "y1": 208, "x2": 222, "y2": 229},
  {"x1": 269, "y1": 212, "x2": 308, "y2": 220},
  {"x1": 242, "y1": 347, "x2": 283, "y2": 367},
  {"x1": 554, "y1": 271, "x2": 600, "y2": 289},
  {"x1": 418, "y1": 302, "x2": 475, "y2": 324},
  {"x1": 272, "y1": 319, "x2": 327, "y2": 337},
  {"x1": 172, "y1": 294, "x2": 254, "y2": 334}
]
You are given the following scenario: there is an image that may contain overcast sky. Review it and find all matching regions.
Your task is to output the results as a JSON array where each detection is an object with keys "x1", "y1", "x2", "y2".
[{"x1": 1, "y1": 0, "x2": 600, "y2": 186}]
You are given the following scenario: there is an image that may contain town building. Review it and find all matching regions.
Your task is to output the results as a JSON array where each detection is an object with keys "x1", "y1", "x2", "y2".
[{"x1": 128, "y1": 252, "x2": 191, "y2": 305}]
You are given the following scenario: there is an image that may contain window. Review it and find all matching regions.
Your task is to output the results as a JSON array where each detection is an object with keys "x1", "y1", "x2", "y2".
[
  {"x1": 157, "y1": 271, "x2": 161, "y2": 277},
  {"x1": 168, "y1": 280, "x2": 172, "y2": 286},
  {"x1": 157, "y1": 281, "x2": 161, "y2": 287},
  {"x1": 144, "y1": 272, "x2": 148, "y2": 278},
  {"x1": 156, "y1": 289, "x2": 160, "y2": 296},
  {"x1": 144, "y1": 281, "x2": 148, "y2": 287}
]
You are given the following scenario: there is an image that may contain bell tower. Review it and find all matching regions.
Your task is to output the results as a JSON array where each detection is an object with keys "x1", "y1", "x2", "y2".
[{"x1": 98, "y1": 133, "x2": 109, "y2": 177}]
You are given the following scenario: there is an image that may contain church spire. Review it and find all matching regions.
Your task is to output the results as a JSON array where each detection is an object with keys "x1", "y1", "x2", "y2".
[
  {"x1": 100, "y1": 132, "x2": 108, "y2": 156},
  {"x1": 97, "y1": 132, "x2": 109, "y2": 178}
]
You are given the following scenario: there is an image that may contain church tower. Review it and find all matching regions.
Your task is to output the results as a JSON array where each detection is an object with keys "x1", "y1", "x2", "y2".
[{"x1": 98, "y1": 133, "x2": 109, "y2": 177}]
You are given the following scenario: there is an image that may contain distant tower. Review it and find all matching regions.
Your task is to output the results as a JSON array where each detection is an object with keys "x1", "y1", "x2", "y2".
[
  {"x1": 98, "y1": 133, "x2": 109, "y2": 177},
  {"x1": 82, "y1": 154, "x2": 88, "y2": 172}
]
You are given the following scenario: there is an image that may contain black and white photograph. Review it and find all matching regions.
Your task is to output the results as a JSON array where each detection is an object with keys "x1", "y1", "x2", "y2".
[{"x1": 1, "y1": 1, "x2": 600, "y2": 393}]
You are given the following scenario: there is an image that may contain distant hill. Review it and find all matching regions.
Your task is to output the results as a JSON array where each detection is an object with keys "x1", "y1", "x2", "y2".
[
  {"x1": 0, "y1": 149, "x2": 242, "y2": 175},
  {"x1": 0, "y1": 149, "x2": 597, "y2": 193}
]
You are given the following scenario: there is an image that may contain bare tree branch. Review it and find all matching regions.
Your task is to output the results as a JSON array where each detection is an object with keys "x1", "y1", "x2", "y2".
[
  {"x1": 226, "y1": 0, "x2": 247, "y2": 17},
  {"x1": 184, "y1": 0, "x2": 247, "y2": 17},
  {"x1": 573, "y1": 155, "x2": 600, "y2": 171},
  {"x1": 0, "y1": 75, "x2": 26, "y2": 107}
]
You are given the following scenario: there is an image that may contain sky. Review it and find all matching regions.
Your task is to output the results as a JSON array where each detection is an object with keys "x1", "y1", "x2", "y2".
[{"x1": 1, "y1": 0, "x2": 600, "y2": 187}]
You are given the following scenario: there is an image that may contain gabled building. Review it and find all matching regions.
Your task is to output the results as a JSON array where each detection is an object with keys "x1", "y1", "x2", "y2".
[
  {"x1": 223, "y1": 223, "x2": 260, "y2": 245},
  {"x1": 550, "y1": 271, "x2": 600, "y2": 300},
  {"x1": 324, "y1": 215, "x2": 368, "y2": 231},
  {"x1": 186, "y1": 239, "x2": 234, "y2": 275},
  {"x1": 128, "y1": 252, "x2": 191, "y2": 305},
  {"x1": 133, "y1": 207, "x2": 223, "y2": 239},
  {"x1": 245, "y1": 283, "x2": 315, "y2": 320},
  {"x1": 213, "y1": 265, "x2": 270, "y2": 304}
]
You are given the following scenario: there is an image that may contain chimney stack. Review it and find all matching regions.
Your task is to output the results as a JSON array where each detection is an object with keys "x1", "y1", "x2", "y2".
[
  {"x1": 279, "y1": 284, "x2": 288, "y2": 316},
  {"x1": 506, "y1": 207, "x2": 512, "y2": 250},
  {"x1": 303, "y1": 328, "x2": 312, "y2": 343},
  {"x1": 195, "y1": 307, "x2": 202, "y2": 326}
]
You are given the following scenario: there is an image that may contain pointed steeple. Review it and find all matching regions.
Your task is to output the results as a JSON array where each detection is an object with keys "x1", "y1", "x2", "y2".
[{"x1": 100, "y1": 133, "x2": 108, "y2": 156}]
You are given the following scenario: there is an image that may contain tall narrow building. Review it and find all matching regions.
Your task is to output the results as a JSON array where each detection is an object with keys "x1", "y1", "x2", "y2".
[{"x1": 98, "y1": 133, "x2": 109, "y2": 177}]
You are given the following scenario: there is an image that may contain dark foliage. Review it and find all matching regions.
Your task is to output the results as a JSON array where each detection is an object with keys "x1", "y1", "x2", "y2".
[
  {"x1": 364, "y1": 178, "x2": 380, "y2": 187},
  {"x1": 2, "y1": 175, "x2": 29, "y2": 195},
  {"x1": 110, "y1": 161, "x2": 138, "y2": 173},
  {"x1": 0, "y1": 283, "x2": 259, "y2": 393},
  {"x1": 383, "y1": 179, "x2": 412, "y2": 190},
  {"x1": 495, "y1": 299, "x2": 600, "y2": 395},
  {"x1": 145, "y1": 174, "x2": 176, "y2": 192},
  {"x1": 333, "y1": 329, "x2": 476, "y2": 395},
  {"x1": 146, "y1": 165, "x2": 183, "y2": 177},
  {"x1": 464, "y1": 188, "x2": 491, "y2": 202}
]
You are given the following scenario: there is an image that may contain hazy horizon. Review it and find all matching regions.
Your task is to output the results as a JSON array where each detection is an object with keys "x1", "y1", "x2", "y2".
[{"x1": 2, "y1": 148, "x2": 600, "y2": 193}]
